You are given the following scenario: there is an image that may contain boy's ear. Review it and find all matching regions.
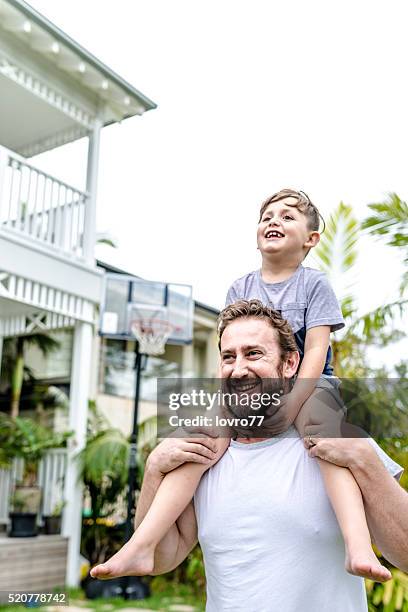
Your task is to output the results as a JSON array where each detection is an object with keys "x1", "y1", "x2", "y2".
[{"x1": 304, "y1": 231, "x2": 320, "y2": 248}]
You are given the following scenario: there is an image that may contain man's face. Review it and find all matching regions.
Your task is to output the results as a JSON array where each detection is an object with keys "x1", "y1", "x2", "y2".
[
  {"x1": 220, "y1": 317, "x2": 299, "y2": 417},
  {"x1": 257, "y1": 197, "x2": 319, "y2": 257}
]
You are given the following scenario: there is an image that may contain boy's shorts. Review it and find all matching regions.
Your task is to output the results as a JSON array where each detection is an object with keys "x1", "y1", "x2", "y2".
[{"x1": 315, "y1": 374, "x2": 346, "y2": 414}]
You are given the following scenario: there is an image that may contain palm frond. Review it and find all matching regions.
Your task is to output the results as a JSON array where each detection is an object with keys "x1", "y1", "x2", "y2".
[
  {"x1": 43, "y1": 386, "x2": 69, "y2": 409},
  {"x1": 23, "y1": 334, "x2": 60, "y2": 356},
  {"x1": 96, "y1": 232, "x2": 118, "y2": 248},
  {"x1": 340, "y1": 295, "x2": 358, "y2": 321},
  {"x1": 311, "y1": 202, "x2": 359, "y2": 305},
  {"x1": 78, "y1": 428, "x2": 129, "y2": 488},
  {"x1": 362, "y1": 193, "x2": 408, "y2": 249},
  {"x1": 314, "y1": 202, "x2": 359, "y2": 275},
  {"x1": 346, "y1": 299, "x2": 407, "y2": 343},
  {"x1": 138, "y1": 414, "x2": 158, "y2": 447}
]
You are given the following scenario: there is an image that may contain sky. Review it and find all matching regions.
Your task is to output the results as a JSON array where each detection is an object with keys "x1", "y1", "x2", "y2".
[{"x1": 28, "y1": 0, "x2": 407, "y2": 365}]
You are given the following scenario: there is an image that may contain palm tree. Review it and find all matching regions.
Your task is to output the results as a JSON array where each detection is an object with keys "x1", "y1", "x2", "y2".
[
  {"x1": 362, "y1": 192, "x2": 408, "y2": 296},
  {"x1": 311, "y1": 202, "x2": 406, "y2": 376},
  {"x1": 7, "y1": 333, "x2": 60, "y2": 418}
]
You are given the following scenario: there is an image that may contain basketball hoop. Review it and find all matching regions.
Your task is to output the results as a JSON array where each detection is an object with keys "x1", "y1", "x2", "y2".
[{"x1": 130, "y1": 318, "x2": 174, "y2": 356}]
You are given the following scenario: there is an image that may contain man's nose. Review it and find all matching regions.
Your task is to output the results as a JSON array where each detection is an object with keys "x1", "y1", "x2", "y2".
[{"x1": 231, "y1": 357, "x2": 249, "y2": 378}]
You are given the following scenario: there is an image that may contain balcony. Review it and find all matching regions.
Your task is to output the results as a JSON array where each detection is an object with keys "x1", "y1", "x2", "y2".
[{"x1": 0, "y1": 144, "x2": 90, "y2": 262}]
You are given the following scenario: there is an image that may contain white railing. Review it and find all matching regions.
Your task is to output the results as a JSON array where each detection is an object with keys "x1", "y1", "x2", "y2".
[
  {"x1": 0, "y1": 145, "x2": 90, "y2": 260},
  {"x1": 0, "y1": 449, "x2": 67, "y2": 525}
]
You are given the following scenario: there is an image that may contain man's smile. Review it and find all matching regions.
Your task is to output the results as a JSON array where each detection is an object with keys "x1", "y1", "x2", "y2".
[{"x1": 228, "y1": 379, "x2": 261, "y2": 392}]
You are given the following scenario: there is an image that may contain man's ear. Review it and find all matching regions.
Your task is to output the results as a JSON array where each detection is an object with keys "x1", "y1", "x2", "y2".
[
  {"x1": 304, "y1": 231, "x2": 320, "y2": 249},
  {"x1": 282, "y1": 351, "x2": 300, "y2": 378}
]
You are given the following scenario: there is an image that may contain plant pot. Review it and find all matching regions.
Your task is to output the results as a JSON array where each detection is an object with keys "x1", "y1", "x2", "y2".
[
  {"x1": 43, "y1": 515, "x2": 62, "y2": 535},
  {"x1": 9, "y1": 512, "x2": 38, "y2": 537}
]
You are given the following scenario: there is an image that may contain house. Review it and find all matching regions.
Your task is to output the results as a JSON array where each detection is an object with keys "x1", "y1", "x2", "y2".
[
  {"x1": 1, "y1": 258, "x2": 220, "y2": 586},
  {"x1": 18, "y1": 261, "x2": 220, "y2": 441},
  {"x1": 0, "y1": 0, "x2": 155, "y2": 587}
]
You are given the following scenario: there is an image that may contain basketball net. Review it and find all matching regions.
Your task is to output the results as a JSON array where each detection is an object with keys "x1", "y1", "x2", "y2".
[{"x1": 130, "y1": 318, "x2": 174, "y2": 356}]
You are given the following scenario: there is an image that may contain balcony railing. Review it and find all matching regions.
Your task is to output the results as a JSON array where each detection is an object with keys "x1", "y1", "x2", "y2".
[{"x1": 0, "y1": 145, "x2": 90, "y2": 260}]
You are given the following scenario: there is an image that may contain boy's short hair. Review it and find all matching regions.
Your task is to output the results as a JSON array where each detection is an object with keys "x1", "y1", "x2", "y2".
[{"x1": 258, "y1": 188, "x2": 324, "y2": 232}]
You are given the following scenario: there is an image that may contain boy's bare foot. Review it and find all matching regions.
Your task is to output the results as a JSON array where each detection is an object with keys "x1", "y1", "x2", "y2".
[
  {"x1": 90, "y1": 539, "x2": 155, "y2": 580},
  {"x1": 345, "y1": 549, "x2": 391, "y2": 582}
]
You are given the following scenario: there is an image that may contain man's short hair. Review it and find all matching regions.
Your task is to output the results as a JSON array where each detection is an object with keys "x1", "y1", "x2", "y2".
[
  {"x1": 258, "y1": 188, "x2": 324, "y2": 232},
  {"x1": 217, "y1": 299, "x2": 298, "y2": 359}
]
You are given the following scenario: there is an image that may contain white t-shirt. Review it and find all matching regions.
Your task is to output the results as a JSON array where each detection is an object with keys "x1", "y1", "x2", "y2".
[{"x1": 194, "y1": 428, "x2": 403, "y2": 612}]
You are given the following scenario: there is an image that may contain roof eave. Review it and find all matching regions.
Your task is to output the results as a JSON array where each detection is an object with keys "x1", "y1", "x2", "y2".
[{"x1": 7, "y1": 0, "x2": 157, "y2": 111}]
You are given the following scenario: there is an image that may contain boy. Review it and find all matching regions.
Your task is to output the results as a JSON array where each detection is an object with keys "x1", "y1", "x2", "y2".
[{"x1": 91, "y1": 189, "x2": 391, "y2": 583}]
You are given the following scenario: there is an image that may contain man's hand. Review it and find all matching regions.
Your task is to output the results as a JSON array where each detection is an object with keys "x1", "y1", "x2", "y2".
[
  {"x1": 147, "y1": 435, "x2": 218, "y2": 475},
  {"x1": 305, "y1": 436, "x2": 377, "y2": 470}
]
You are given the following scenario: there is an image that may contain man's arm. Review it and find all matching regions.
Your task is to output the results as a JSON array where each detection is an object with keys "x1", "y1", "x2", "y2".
[
  {"x1": 308, "y1": 437, "x2": 408, "y2": 571},
  {"x1": 349, "y1": 446, "x2": 408, "y2": 572}
]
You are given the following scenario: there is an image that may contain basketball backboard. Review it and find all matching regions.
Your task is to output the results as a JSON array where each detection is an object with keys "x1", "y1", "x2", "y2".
[{"x1": 100, "y1": 273, "x2": 194, "y2": 345}]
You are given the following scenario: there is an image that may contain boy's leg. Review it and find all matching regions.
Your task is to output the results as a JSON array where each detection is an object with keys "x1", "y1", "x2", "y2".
[
  {"x1": 295, "y1": 387, "x2": 391, "y2": 582},
  {"x1": 91, "y1": 436, "x2": 230, "y2": 579}
]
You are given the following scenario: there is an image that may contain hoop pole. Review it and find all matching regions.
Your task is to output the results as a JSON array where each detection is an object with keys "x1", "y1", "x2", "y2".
[
  {"x1": 122, "y1": 345, "x2": 150, "y2": 599},
  {"x1": 125, "y1": 346, "x2": 142, "y2": 543}
]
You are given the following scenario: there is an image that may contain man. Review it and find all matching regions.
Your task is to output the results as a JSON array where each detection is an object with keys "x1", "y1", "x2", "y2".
[{"x1": 135, "y1": 301, "x2": 408, "y2": 611}]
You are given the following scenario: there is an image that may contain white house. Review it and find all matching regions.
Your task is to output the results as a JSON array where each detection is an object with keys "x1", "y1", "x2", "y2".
[{"x1": 0, "y1": 0, "x2": 155, "y2": 586}]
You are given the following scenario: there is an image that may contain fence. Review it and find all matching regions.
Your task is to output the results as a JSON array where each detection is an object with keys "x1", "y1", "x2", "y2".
[
  {"x1": 0, "y1": 145, "x2": 89, "y2": 259},
  {"x1": 0, "y1": 449, "x2": 67, "y2": 525}
]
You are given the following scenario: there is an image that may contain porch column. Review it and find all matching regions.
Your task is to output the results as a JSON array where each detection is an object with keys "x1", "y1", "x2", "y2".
[
  {"x1": 182, "y1": 342, "x2": 195, "y2": 377},
  {"x1": 0, "y1": 334, "x2": 3, "y2": 378},
  {"x1": 205, "y1": 330, "x2": 219, "y2": 378},
  {"x1": 0, "y1": 146, "x2": 8, "y2": 219},
  {"x1": 83, "y1": 112, "x2": 103, "y2": 265},
  {"x1": 63, "y1": 320, "x2": 93, "y2": 586}
]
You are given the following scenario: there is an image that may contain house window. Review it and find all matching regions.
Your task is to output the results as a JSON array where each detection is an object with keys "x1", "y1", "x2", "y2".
[{"x1": 16, "y1": 330, "x2": 73, "y2": 381}]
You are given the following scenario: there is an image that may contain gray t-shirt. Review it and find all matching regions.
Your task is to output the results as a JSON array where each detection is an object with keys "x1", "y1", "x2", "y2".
[{"x1": 225, "y1": 265, "x2": 345, "y2": 375}]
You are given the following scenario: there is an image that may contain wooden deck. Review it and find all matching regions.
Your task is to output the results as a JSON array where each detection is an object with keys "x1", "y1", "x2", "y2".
[{"x1": 0, "y1": 535, "x2": 68, "y2": 592}]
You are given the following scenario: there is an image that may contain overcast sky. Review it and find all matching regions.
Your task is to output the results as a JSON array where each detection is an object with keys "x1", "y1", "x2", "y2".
[{"x1": 28, "y1": 0, "x2": 406, "y2": 365}]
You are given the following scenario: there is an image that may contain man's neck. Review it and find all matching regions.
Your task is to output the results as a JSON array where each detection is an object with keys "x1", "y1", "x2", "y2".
[{"x1": 261, "y1": 257, "x2": 301, "y2": 283}]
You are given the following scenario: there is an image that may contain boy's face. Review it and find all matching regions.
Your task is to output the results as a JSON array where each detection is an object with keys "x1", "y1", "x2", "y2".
[{"x1": 257, "y1": 197, "x2": 319, "y2": 258}]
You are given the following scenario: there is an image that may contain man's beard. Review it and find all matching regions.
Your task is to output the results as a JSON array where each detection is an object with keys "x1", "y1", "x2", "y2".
[{"x1": 222, "y1": 371, "x2": 292, "y2": 420}]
